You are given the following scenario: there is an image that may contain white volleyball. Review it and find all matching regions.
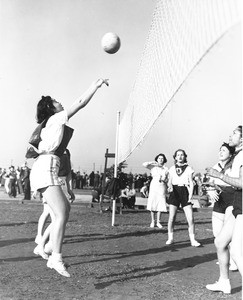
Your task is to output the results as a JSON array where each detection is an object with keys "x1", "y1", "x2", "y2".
[{"x1": 101, "y1": 32, "x2": 121, "y2": 54}]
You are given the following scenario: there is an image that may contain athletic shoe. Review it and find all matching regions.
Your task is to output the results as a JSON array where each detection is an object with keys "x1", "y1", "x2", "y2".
[
  {"x1": 47, "y1": 256, "x2": 70, "y2": 278},
  {"x1": 166, "y1": 239, "x2": 173, "y2": 245},
  {"x1": 206, "y1": 280, "x2": 231, "y2": 294},
  {"x1": 150, "y1": 222, "x2": 155, "y2": 228},
  {"x1": 156, "y1": 222, "x2": 163, "y2": 228},
  {"x1": 33, "y1": 245, "x2": 49, "y2": 260},
  {"x1": 191, "y1": 240, "x2": 201, "y2": 247},
  {"x1": 229, "y1": 263, "x2": 238, "y2": 271}
]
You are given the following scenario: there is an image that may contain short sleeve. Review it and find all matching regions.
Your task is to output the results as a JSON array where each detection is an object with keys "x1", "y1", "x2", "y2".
[
  {"x1": 187, "y1": 166, "x2": 194, "y2": 176},
  {"x1": 47, "y1": 110, "x2": 68, "y2": 126},
  {"x1": 38, "y1": 110, "x2": 68, "y2": 153}
]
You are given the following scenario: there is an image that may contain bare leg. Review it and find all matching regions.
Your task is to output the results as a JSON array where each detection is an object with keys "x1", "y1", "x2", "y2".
[
  {"x1": 33, "y1": 204, "x2": 52, "y2": 260},
  {"x1": 42, "y1": 186, "x2": 70, "y2": 254},
  {"x1": 35, "y1": 203, "x2": 50, "y2": 243},
  {"x1": 39, "y1": 205, "x2": 55, "y2": 255},
  {"x1": 215, "y1": 213, "x2": 235, "y2": 280},
  {"x1": 150, "y1": 211, "x2": 155, "y2": 227},
  {"x1": 167, "y1": 204, "x2": 177, "y2": 233},
  {"x1": 183, "y1": 205, "x2": 194, "y2": 235},
  {"x1": 183, "y1": 205, "x2": 200, "y2": 246},
  {"x1": 156, "y1": 211, "x2": 163, "y2": 228},
  {"x1": 230, "y1": 214, "x2": 243, "y2": 275},
  {"x1": 40, "y1": 224, "x2": 52, "y2": 247},
  {"x1": 47, "y1": 204, "x2": 55, "y2": 250},
  {"x1": 222, "y1": 206, "x2": 237, "y2": 270},
  {"x1": 206, "y1": 213, "x2": 235, "y2": 294},
  {"x1": 39, "y1": 203, "x2": 55, "y2": 247},
  {"x1": 212, "y1": 211, "x2": 224, "y2": 237},
  {"x1": 212, "y1": 207, "x2": 236, "y2": 268},
  {"x1": 166, "y1": 205, "x2": 177, "y2": 244}
]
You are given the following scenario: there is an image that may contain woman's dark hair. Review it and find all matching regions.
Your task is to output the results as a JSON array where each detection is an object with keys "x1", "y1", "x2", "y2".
[
  {"x1": 220, "y1": 143, "x2": 235, "y2": 155},
  {"x1": 173, "y1": 149, "x2": 187, "y2": 163},
  {"x1": 236, "y1": 125, "x2": 242, "y2": 137},
  {"x1": 36, "y1": 96, "x2": 56, "y2": 124},
  {"x1": 154, "y1": 153, "x2": 167, "y2": 164}
]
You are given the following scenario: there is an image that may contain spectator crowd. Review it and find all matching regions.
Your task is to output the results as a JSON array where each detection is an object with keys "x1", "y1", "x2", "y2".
[
  {"x1": 0, "y1": 165, "x2": 152, "y2": 199},
  {"x1": 0, "y1": 164, "x2": 206, "y2": 203}
]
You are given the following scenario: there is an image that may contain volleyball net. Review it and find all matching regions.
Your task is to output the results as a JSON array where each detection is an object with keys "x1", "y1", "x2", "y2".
[{"x1": 117, "y1": 0, "x2": 241, "y2": 164}]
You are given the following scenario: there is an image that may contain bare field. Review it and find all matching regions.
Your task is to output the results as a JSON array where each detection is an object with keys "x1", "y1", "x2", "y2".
[{"x1": 0, "y1": 199, "x2": 241, "y2": 300}]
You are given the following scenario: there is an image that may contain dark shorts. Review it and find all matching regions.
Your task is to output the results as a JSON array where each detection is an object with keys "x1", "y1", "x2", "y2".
[
  {"x1": 232, "y1": 190, "x2": 242, "y2": 218},
  {"x1": 213, "y1": 186, "x2": 234, "y2": 214},
  {"x1": 167, "y1": 185, "x2": 191, "y2": 208}
]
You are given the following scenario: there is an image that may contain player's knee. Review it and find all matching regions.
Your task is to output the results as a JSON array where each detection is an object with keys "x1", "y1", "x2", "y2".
[{"x1": 214, "y1": 236, "x2": 227, "y2": 251}]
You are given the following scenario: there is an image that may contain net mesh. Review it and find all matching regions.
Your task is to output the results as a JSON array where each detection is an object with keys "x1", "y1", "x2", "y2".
[{"x1": 118, "y1": 0, "x2": 240, "y2": 163}]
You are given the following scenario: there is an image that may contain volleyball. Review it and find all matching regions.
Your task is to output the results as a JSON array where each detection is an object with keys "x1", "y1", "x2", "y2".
[{"x1": 101, "y1": 32, "x2": 121, "y2": 54}]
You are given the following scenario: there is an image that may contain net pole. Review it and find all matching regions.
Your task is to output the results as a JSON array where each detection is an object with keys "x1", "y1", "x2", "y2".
[
  {"x1": 114, "y1": 111, "x2": 120, "y2": 178},
  {"x1": 112, "y1": 111, "x2": 120, "y2": 226}
]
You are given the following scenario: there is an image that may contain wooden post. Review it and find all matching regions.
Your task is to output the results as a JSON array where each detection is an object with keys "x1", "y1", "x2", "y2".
[{"x1": 100, "y1": 148, "x2": 109, "y2": 213}]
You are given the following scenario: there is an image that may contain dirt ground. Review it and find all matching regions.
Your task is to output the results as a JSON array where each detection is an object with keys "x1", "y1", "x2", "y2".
[{"x1": 0, "y1": 194, "x2": 241, "y2": 300}]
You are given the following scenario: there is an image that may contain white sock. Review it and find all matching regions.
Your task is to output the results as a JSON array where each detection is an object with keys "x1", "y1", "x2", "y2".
[
  {"x1": 168, "y1": 232, "x2": 173, "y2": 240},
  {"x1": 189, "y1": 233, "x2": 196, "y2": 242},
  {"x1": 219, "y1": 277, "x2": 230, "y2": 283},
  {"x1": 51, "y1": 252, "x2": 62, "y2": 261}
]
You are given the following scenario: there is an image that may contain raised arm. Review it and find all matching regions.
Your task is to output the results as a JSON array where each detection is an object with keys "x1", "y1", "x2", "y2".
[
  {"x1": 206, "y1": 166, "x2": 242, "y2": 189},
  {"x1": 142, "y1": 161, "x2": 158, "y2": 170},
  {"x1": 67, "y1": 78, "x2": 109, "y2": 119}
]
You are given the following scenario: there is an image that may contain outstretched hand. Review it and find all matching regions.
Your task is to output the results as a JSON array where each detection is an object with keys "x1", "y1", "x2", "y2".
[
  {"x1": 96, "y1": 78, "x2": 109, "y2": 88},
  {"x1": 205, "y1": 167, "x2": 220, "y2": 179},
  {"x1": 167, "y1": 185, "x2": 173, "y2": 193},
  {"x1": 207, "y1": 189, "x2": 219, "y2": 202}
]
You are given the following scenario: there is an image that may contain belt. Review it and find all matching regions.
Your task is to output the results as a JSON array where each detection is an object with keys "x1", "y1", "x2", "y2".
[{"x1": 39, "y1": 152, "x2": 57, "y2": 156}]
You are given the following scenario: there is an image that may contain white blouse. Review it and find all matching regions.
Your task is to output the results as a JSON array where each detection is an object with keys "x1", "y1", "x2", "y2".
[
  {"x1": 38, "y1": 110, "x2": 68, "y2": 154},
  {"x1": 150, "y1": 166, "x2": 168, "y2": 181}
]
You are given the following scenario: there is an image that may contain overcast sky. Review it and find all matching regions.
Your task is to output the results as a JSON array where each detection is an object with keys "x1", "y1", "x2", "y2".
[{"x1": 0, "y1": 0, "x2": 241, "y2": 175}]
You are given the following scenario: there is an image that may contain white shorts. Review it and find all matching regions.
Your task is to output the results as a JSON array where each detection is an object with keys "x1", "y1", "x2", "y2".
[{"x1": 30, "y1": 154, "x2": 61, "y2": 192}]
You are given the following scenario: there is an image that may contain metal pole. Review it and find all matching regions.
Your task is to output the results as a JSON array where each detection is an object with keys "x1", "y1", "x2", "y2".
[
  {"x1": 114, "y1": 111, "x2": 120, "y2": 177},
  {"x1": 100, "y1": 149, "x2": 109, "y2": 213},
  {"x1": 112, "y1": 111, "x2": 120, "y2": 226}
]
